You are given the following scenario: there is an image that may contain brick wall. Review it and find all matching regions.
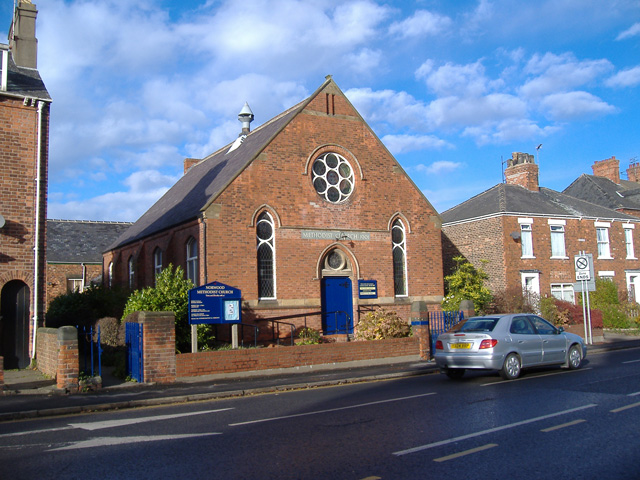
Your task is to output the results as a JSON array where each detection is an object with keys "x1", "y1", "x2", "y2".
[
  {"x1": 35, "y1": 326, "x2": 79, "y2": 392},
  {"x1": 125, "y1": 311, "x2": 176, "y2": 384},
  {"x1": 176, "y1": 336, "x2": 420, "y2": 377},
  {"x1": 46, "y1": 263, "x2": 102, "y2": 306}
]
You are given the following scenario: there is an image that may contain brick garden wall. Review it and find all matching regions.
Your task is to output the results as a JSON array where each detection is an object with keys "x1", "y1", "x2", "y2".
[
  {"x1": 176, "y1": 336, "x2": 420, "y2": 377},
  {"x1": 35, "y1": 326, "x2": 79, "y2": 391}
]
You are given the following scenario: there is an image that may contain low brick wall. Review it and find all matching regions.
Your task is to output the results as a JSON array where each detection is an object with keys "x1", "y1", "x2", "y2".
[
  {"x1": 36, "y1": 326, "x2": 79, "y2": 392},
  {"x1": 125, "y1": 311, "x2": 176, "y2": 384},
  {"x1": 0, "y1": 356, "x2": 4, "y2": 392},
  {"x1": 176, "y1": 336, "x2": 420, "y2": 377}
]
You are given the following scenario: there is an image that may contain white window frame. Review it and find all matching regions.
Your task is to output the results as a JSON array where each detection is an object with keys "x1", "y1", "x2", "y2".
[
  {"x1": 518, "y1": 219, "x2": 534, "y2": 258},
  {"x1": 128, "y1": 256, "x2": 135, "y2": 289},
  {"x1": 549, "y1": 219, "x2": 567, "y2": 258},
  {"x1": 392, "y1": 219, "x2": 408, "y2": 297},
  {"x1": 596, "y1": 222, "x2": 612, "y2": 259},
  {"x1": 521, "y1": 271, "x2": 540, "y2": 296},
  {"x1": 186, "y1": 237, "x2": 198, "y2": 286},
  {"x1": 256, "y1": 212, "x2": 277, "y2": 300},
  {"x1": 550, "y1": 283, "x2": 575, "y2": 303},
  {"x1": 626, "y1": 271, "x2": 640, "y2": 303},
  {"x1": 624, "y1": 224, "x2": 636, "y2": 259},
  {"x1": 154, "y1": 248, "x2": 163, "y2": 282},
  {"x1": 108, "y1": 261, "x2": 113, "y2": 288},
  {"x1": 68, "y1": 277, "x2": 83, "y2": 293}
]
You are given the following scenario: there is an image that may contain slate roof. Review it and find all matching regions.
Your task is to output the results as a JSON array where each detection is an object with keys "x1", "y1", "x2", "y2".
[
  {"x1": 108, "y1": 78, "x2": 331, "y2": 251},
  {"x1": 1, "y1": 48, "x2": 50, "y2": 100},
  {"x1": 47, "y1": 220, "x2": 133, "y2": 263},
  {"x1": 440, "y1": 183, "x2": 640, "y2": 225},
  {"x1": 563, "y1": 174, "x2": 640, "y2": 213}
]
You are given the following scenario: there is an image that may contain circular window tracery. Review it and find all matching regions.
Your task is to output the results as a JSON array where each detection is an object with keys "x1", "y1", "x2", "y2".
[{"x1": 311, "y1": 152, "x2": 354, "y2": 203}]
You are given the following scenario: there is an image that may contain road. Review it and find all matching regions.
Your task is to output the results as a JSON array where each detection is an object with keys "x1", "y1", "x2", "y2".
[{"x1": 1, "y1": 347, "x2": 639, "y2": 480}]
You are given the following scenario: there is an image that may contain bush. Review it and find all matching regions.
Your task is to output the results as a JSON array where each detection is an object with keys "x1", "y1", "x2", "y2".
[
  {"x1": 121, "y1": 265, "x2": 193, "y2": 352},
  {"x1": 442, "y1": 257, "x2": 492, "y2": 313},
  {"x1": 599, "y1": 304, "x2": 632, "y2": 329},
  {"x1": 539, "y1": 296, "x2": 570, "y2": 326},
  {"x1": 296, "y1": 327, "x2": 322, "y2": 345},
  {"x1": 487, "y1": 286, "x2": 537, "y2": 314},
  {"x1": 555, "y1": 299, "x2": 604, "y2": 329},
  {"x1": 354, "y1": 308, "x2": 411, "y2": 340},
  {"x1": 46, "y1": 285, "x2": 129, "y2": 329},
  {"x1": 96, "y1": 317, "x2": 124, "y2": 347}
]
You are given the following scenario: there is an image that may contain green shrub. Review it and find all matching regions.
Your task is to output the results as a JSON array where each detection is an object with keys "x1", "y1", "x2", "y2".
[
  {"x1": 355, "y1": 308, "x2": 411, "y2": 340},
  {"x1": 442, "y1": 257, "x2": 492, "y2": 313},
  {"x1": 599, "y1": 304, "x2": 632, "y2": 329},
  {"x1": 46, "y1": 285, "x2": 129, "y2": 329},
  {"x1": 121, "y1": 264, "x2": 193, "y2": 352},
  {"x1": 296, "y1": 327, "x2": 322, "y2": 345},
  {"x1": 487, "y1": 286, "x2": 537, "y2": 314}
]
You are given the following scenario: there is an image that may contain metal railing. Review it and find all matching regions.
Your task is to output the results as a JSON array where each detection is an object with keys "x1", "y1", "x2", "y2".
[
  {"x1": 78, "y1": 325, "x2": 102, "y2": 378},
  {"x1": 212, "y1": 322, "x2": 260, "y2": 348}
]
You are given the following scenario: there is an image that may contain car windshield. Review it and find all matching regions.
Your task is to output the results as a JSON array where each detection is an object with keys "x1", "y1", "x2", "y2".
[{"x1": 449, "y1": 317, "x2": 500, "y2": 333}]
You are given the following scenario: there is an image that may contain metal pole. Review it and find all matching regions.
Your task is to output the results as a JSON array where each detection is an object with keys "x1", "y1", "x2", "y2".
[{"x1": 585, "y1": 286, "x2": 593, "y2": 345}]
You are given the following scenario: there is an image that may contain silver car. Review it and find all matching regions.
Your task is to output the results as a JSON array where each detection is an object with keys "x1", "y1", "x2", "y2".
[{"x1": 434, "y1": 314, "x2": 586, "y2": 380}]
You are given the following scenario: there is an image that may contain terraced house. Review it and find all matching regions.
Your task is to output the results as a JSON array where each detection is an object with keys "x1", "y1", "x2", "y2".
[{"x1": 442, "y1": 152, "x2": 640, "y2": 304}]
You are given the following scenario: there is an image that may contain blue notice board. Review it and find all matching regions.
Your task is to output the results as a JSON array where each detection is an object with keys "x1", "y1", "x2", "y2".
[
  {"x1": 188, "y1": 281, "x2": 242, "y2": 324},
  {"x1": 358, "y1": 280, "x2": 378, "y2": 299}
]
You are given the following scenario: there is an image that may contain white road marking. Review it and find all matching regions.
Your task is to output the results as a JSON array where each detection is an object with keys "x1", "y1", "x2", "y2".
[
  {"x1": 0, "y1": 426, "x2": 75, "y2": 438},
  {"x1": 480, "y1": 368, "x2": 592, "y2": 386},
  {"x1": 393, "y1": 404, "x2": 598, "y2": 456},
  {"x1": 611, "y1": 401, "x2": 640, "y2": 413},
  {"x1": 229, "y1": 392, "x2": 437, "y2": 427},
  {"x1": 69, "y1": 408, "x2": 234, "y2": 431},
  {"x1": 48, "y1": 433, "x2": 221, "y2": 451},
  {"x1": 629, "y1": 391, "x2": 640, "y2": 397},
  {"x1": 541, "y1": 419, "x2": 586, "y2": 432},
  {"x1": 622, "y1": 359, "x2": 640, "y2": 364},
  {"x1": 433, "y1": 443, "x2": 498, "y2": 463}
]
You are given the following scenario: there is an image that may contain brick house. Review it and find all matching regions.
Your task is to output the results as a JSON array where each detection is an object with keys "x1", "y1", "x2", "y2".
[
  {"x1": 104, "y1": 76, "x2": 444, "y2": 339},
  {"x1": 441, "y1": 152, "x2": 640, "y2": 304},
  {"x1": 0, "y1": 1, "x2": 50, "y2": 369},
  {"x1": 46, "y1": 220, "x2": 132, "y2": 306},
  {"x1": 564, "y1": 156, "x2": 640, "y2": 218}
]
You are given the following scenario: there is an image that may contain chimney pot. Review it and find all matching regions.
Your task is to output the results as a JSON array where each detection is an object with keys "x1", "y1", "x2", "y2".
[
  {"x1": 238, "y1": 102, "x2": 254, "y2": 135},
  {"x1": 505, "y1": 152, "x2": 539, "y2": 192},
  {"x1": 10, "y1": 0, "x2": 39, "y2": 69}
]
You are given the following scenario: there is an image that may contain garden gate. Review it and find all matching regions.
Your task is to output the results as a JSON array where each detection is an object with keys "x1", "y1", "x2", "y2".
[
  {"x1": 429, "y1": 310, "x2": 464, "y2": 356},
  {"x1": 125, "y1": 322, "x2": 144, "y2": 382}
]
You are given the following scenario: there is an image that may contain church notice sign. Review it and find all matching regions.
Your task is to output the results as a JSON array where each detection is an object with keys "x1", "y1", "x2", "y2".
[{"x1": 188, "y1": 281, "x2": 242, "y2": 325}]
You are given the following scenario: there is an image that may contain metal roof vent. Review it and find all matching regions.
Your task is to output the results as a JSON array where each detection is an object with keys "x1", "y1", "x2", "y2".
[{"x1": 238, "y1": 102, "x2": 254, "y2": 135}]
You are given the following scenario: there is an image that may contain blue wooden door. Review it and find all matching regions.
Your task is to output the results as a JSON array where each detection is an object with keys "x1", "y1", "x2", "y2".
[{"x1": 321, "y1": 277, "x2": 353, "y2": 335}]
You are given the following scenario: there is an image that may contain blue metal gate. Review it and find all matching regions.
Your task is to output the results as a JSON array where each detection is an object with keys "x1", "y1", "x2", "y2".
[
  {"x1": 125, "y1": 322, "x2": 143, "y2": 382},
  {"x1": 429, "y1": 310, "x2": 464, "y2": 355},
  {"x1": 78, "y1": 325, "x2": 102, "y2": 378}
]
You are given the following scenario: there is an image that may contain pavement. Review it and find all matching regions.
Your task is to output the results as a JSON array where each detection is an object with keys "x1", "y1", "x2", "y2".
[{"x1": 1, "y1": 331, "x2": 639, "y2": 422}]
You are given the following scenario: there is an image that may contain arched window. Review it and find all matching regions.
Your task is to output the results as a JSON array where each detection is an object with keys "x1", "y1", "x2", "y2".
[
  {"x1": 108, "y1": 261, "x2": 113, "y2": 288},
  {"x1": 392, "y1": 219, "x2": 407, "y2": 296},
  {"x1": 256, "y1": 212, "x2": 276, "y2": 299},
  {"x1": 128, "y1": 256, "x2": 135, "y2": 290},
  {"x1": 153, "y1": 248, "x2": 163, "y2": 283},
  {"x1": 186, "y1": 237, "x2": 198, "y2": 286}
]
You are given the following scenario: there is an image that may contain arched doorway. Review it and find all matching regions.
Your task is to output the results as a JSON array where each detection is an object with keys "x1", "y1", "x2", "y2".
[
  {"x1": 1, "y1": 280, "x2": 31, "y2": 369},
  {"x1": 320, "y1": 249, "x2": 354, "y2": 335}
]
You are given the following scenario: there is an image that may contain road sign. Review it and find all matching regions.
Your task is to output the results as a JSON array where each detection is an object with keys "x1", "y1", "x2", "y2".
[{"x1": 574, "y1": 254, "x2": 592, "y2": 281}]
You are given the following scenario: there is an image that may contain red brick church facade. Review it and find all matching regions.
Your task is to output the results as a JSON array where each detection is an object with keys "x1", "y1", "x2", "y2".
[{"x1": 104, "y1": 77, "x2": 444, "y2": 337}]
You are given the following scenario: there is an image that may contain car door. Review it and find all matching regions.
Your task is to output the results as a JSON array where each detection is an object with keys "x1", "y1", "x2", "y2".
[
  {"x1": 508, "y1": 315, "x2": 542, "y2": 366},
  {"x1": 529, "y1": 315, "x2": 566, "y2": 364}
]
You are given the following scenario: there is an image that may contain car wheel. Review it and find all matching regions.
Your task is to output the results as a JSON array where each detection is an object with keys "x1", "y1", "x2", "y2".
[
  {"x1": 500, "y1": 353, "x2": 521, "y2": 380},
  {"x1": 568, "y1": 344, "x2": 582, "y2": 369},
  {"x1": 445, "y1": 368, "x2": 465, "y2": 379}
]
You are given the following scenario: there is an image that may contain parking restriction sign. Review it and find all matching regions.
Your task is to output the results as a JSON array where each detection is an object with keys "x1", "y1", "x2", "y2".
[{"x1": 574, "y1": 254, "x2": 591, "y2": 281}]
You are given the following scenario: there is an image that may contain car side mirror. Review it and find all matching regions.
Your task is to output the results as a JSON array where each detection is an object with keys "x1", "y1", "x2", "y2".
[{"x1": 557, "y1": 327, "x2": 565, "y2": 333}]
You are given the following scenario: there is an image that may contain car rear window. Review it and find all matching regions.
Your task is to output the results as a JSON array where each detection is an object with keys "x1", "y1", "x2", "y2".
[{"x1": 450, "y1": 317, "x2": 500, "y2": 333}]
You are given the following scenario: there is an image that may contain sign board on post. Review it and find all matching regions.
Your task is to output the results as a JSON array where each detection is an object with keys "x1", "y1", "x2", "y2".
[
  {"x1": 574, "y1": 254, "x2": 593, "y2": 281},
  {"x1": 358, "y1": 280, "x2": 378, "y2": 299},
  {"x1": 188, "y1": 281, "x2": 242, "y2": 325}
]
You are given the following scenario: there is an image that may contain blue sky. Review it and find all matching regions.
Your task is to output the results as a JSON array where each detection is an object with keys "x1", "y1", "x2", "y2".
[{"x1": 2, "y1": 0, "x2": 640, "y2": 221}]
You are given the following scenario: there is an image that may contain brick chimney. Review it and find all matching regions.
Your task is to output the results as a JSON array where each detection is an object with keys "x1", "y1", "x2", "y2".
[
  {"x1": 184, "y1": 158, "x2": 199, "y2": 174},
  {"x1": 9, "y1": 0, "x2": 39, "y2": 69},
  {"x1": 505, "y1": 152, "x2": 539, "y2": 192},
  {"x1": 592, "y1": 156, "x2": 620, "y2": 184},
  {"x1": 627, "y1": 162, "x2": 640, "y2": 183}
]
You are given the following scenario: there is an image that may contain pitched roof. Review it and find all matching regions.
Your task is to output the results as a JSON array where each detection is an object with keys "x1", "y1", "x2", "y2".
[
  {"x1": 563, "y1": 174, "x2": 640, "y2": 213},
  {"x1": 47, "y1": 220, "x2": 133, "y2": 263},
  {"x1": 441, "y1": 183, "x2": 640, "y2": 225},
  {"x1": 1, "y1": 49, "x2": 50, "y2": 100},
  {"x1": 108, "y1": 78, "x2": 331, "y2": 250}
]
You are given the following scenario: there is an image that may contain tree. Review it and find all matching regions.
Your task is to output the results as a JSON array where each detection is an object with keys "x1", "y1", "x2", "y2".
[
  {"x1": 442, "y1": 256, "x2": 492, "y2": 313},
  {"x1": 121, "y1": 264, "x2": 193, "y2": 352}
]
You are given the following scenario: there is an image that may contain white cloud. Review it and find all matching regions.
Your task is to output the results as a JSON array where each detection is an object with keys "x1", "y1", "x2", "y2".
[
  {"x1": 417, "y1": 61, "x2": 490, "y2": 97},
  {"x1": 345, "y1": 88, "x2": 429, "y2": 131},
  {"x1": 381, "y1": 134, "x2": 452, "y2": 154},
  {"x1": 540, "y1": 91, "x2": 617, "y2": 120},
  {"x1": 415, "y1": 161, "x2": 463, "y2": 175},
  {"x1": 605, "y1": 66, "x2": 640, "y2": 88},
  {"x1": 343, "y1": 48, "x2": 383, "y2": 75},
  {"x1": 389, "y1": 10, "x2": 452, "y2": 38},
  {"x1": 426, "y1": 93, "x2": 527, "y2": 129},
  {"x1": 616, "y1": 22, "x2": 640, "y2": 40}
]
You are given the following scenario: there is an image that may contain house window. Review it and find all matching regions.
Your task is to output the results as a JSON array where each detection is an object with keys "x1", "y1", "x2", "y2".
[
  {"x1": 186, "y1": 237, "x2": 198, "y2": 285},
  {"x1": 520, "y1": 223, "x2": 534, "y2": 258},
  {"x1": 392, "y1": 219, "x2": 407, "y2": 296},
  {"x1": 550, "y1": 223, "x2": 566, "y2": 258},
  {"x1": 551, "y1": 283, "x2": 574, "y2": 303},
  {"x1": 154, "y1": 248, "x2": 163, "y2": 282},
  {"x1": 596, "y1": 225, "x2": 611, "y2": 258},
  {"x1": 128, "y1": 256, "x2": 135, "y2": 289},
  {"x1": 67, "y1": 278, "x2": 83, "y2": 293},
  {"x1": 624, "y1": 226, "x2": 636, "y2": 259},
  {"x1": 256, "y1": 212, "x2": 276, "y2": 299}
]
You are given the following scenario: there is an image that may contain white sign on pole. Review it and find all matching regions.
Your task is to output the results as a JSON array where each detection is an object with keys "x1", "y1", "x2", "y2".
[{"x1": 574, "y1": 254, "x2": 592, "y2": 281}]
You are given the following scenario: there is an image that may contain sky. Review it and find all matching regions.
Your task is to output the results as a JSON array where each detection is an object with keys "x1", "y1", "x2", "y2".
[{"x1": 2, "y1": 0, "x2": 640, "y2": 222}]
